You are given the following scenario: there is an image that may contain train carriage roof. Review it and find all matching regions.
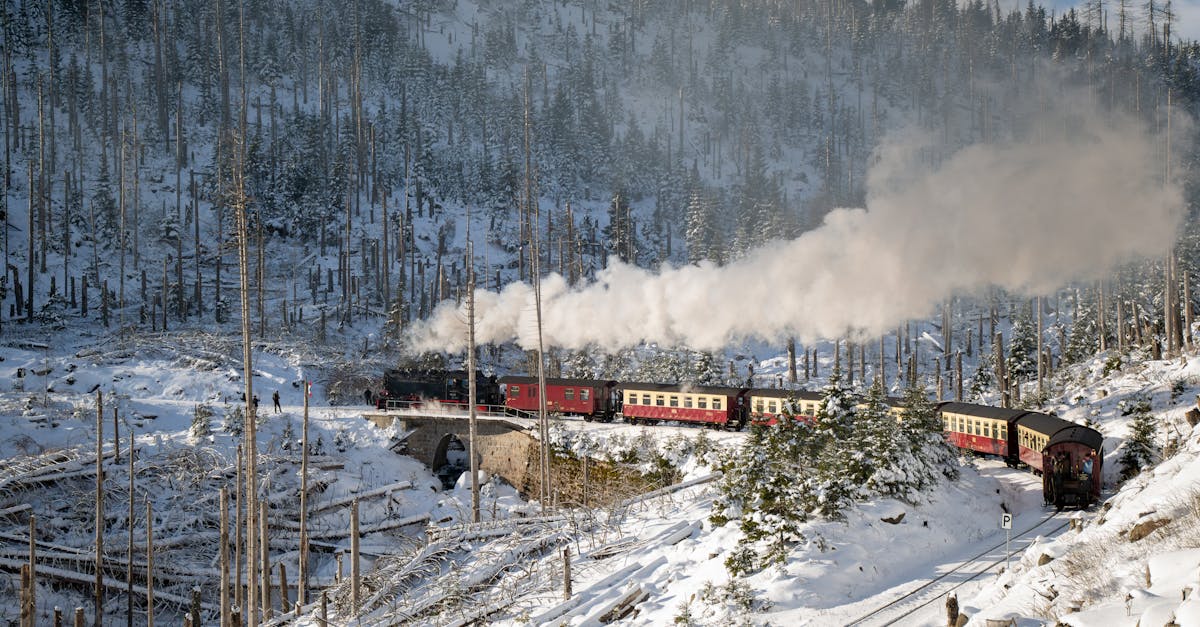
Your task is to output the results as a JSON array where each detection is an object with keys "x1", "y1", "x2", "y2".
[
  {"x1": 1046, "y1": 424, "x2": 1104, "y2": 451},
  {"x1": 746, "y1": 388, "x2": 825, "y2": 401},
  {"x1": 618, "y1": 382, "x2": 748, "y2": 396},
  {"x1": 937, "y1": 402, "x2": 1031, "y2": 422},
  {"x1": 1016, "y1": 411, "x2": 1075, "y2": 437},
  {"x1": 497, "y1": 376, "x2": 614, "y2": 388}
]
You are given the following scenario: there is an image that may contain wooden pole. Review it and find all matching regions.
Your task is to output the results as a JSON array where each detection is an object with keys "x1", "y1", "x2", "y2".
[
  {"x1": 299, "y1": 382, "x2": 309, "y2": 606},
  {"x1": 955, "y1": 351, "x2": 963, "y2": 402},
  {"x1": 145, "y1": 500, "x2": 154, "y2": 627},
  {"x1": 351, "y1": 499, "x2": 360, "y2": 612},
  {"x1": 235, "y1": 444, "x2": 243, "y2": 615},
  {"x1": 234, "y1": 123, "x2": 259, "y2": 627},
  {"x1": 126, "y1": 435, "x2": 134, "y2": 627},
  {"x1": 112, "y1": 406, "x2": 119, "y2": 465},
  {"x1": 277, "y1": 563, "x2": 289, "y2": 614},
  {"x1": 74, "y1": 608, "x2": 84, "y2": 627},
  {"x1": 562, "y1": 547, "x2": 572, "y2": 600},
  {"x1": 220, "y1": 487, "x2": 230, "y2": 627},
  {"x1": 28, "y1": 514, "x2": 36, "y2": 626},
  {"x1": 467, "y1": 239, "x2": 480, "y2": 524},
  {"x1": 1037, "y1": 296, "x2": 1044, "y2": 396},
  {"x1": 21, "y1": 565, "x2": 30, "y2": 627},
  {"x1": 878, "y1": 335, "x2": 886, "y2": 388},
  {"x1": 260, "y1": 501, "x2": 270, "y2": 618},
  {"x1": 94, "y1": 391, "x2": 104, "y2": 627}
]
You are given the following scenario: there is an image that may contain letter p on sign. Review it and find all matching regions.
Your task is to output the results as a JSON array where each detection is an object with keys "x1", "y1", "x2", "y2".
[{"x1": 1001, "y1": 513, "x2": 1013, "y2": 529}]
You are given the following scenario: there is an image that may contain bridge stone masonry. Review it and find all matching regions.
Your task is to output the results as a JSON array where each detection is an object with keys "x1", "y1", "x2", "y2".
[
  {"x1": 361, "y1": 409, "x2": 671, "y2": 505},
  {"x1": 362, "y1": 410, "x2": 538, "y2": 491}
]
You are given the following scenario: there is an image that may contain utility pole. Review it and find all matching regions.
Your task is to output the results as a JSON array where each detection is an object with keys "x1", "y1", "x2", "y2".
[
  {"x1": 467, "y1": 235, "x2": 480, "y2": 523},
  {"x1": 526, "y1": 66, "x2": 551, "y2": 512}
]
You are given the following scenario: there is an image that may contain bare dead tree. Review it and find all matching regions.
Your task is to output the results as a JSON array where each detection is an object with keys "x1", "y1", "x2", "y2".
[
  {"x1": 232, "y1": 131, "x2": 260, "y2": 626},
  {"x1": 94, "y1": 391, "x2": 103, "y2": 627}
]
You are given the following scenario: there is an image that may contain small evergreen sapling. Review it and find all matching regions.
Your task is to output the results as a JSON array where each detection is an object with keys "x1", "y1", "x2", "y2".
[
  {"x1": 189, "y1": 404, "x2": 213, "y2": 443},
  {"x1": 223, "y1": 404, "x2": 245, "y2": 436},
  {"x1": 1119, "y1": 393, "x2": 1158, "y2": 480}
]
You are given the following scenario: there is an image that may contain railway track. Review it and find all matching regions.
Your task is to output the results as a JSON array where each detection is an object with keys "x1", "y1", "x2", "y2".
[{"x1": 845, "y1": 510, "x2": 1071, "y2": 626}]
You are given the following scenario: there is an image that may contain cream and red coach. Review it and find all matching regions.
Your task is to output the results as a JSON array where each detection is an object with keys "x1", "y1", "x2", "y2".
[
  {"x1": 938, "y1": 402, "x2": 1025, "y2": 458},
  {"x1": 747, "y1": 389, "x2": 824, "y2": 425},
  {"x1": 620, "y1": 383, "x2": 750, "y2": 429}
]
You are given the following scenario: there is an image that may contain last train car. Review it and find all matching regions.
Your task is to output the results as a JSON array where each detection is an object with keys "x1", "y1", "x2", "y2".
[{"x1": 1041, "y1": 422, "x2": 1104, "y2": 508}]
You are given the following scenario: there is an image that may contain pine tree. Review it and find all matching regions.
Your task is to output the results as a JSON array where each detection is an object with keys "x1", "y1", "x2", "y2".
[
  {"x1": 1007, "y1": 304, "x2": 1038, "y2": 380},
  {"x1": 968, "y1": 352, "x2": 994, "y2": 402},
  {"x1": 636, "y1": 349, "x2": 689, "y2": 383},
  {"x1": 711, "y1": 413, "x2": 813, "y2": 575},
  {"x1": 811, "y1": 369, "x2": 859, "y2": 517},
  {"x1": 92, "y1": 157, "x2": 119, "y2": 240},
  {"x1": 1119, "y1": 393, "x2": 1157, "y2": 480},
  {"x1": 684, "y1": 189, "x2": 720, "y2": 264},
  {"x1": 897, "y1": 383, "x2": 960, "y2": 489},
  {"x1": 855, "y1": 382, "x2": 895, "y2": 488},
  {"x1": 223, "y1": 404, "x2": 245, "y2": 437},
  {"x1": 689, "y1": 351, "x2": 725, "y2": 386},
  {"x1": 562, "y1": 349, "x2": 597, "y2": 379},
  {"x1": 189, "y1": 404, "x2": 213, "y2": 443},
  {"x1": 1064, "y1": 293, "x2": 1099, "y2": 364}
]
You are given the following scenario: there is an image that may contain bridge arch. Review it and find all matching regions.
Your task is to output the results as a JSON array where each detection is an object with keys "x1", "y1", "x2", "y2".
[{"x1": 365, "y1": 413, "x2": 537, "y2": 492}]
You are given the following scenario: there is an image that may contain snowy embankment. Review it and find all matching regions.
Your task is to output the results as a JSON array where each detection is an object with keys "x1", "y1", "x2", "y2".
[
  {"x1": 0, "y1": 331, "x2": 449, "y2": 624},
  {"x1": 6, "y1": 330, "x2": 1200, "y2": 626}
]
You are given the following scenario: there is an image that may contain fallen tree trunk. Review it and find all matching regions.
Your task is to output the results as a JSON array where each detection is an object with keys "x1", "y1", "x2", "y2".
[
  {"x1": 309, "y1": 481, "x2": 412, "y2": 515},
  {"x1": 0, "y1": 556, "x2": 219, "y2": 611},
  {"x1": 304, "y1": 513, "x2": 429, "y2": 540}
]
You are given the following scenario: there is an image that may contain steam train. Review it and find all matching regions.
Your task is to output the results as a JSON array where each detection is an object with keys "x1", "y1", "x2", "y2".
[
  {"x1": 939, "y1": 402, "x2": 1103, "y2": 508},
  {"x1": 376, "y1": 370, "x2": 1104, "y2": 508}
]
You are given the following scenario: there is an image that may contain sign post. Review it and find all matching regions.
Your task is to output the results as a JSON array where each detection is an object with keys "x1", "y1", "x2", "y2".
[{"x1": 1001, "y1": 513, "x2": 1013, "y2": 571}]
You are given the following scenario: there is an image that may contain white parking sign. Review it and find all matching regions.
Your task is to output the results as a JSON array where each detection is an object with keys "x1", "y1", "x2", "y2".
[{"x1": 1001, "y1": 513, "x2": 1013, "y2": 529}]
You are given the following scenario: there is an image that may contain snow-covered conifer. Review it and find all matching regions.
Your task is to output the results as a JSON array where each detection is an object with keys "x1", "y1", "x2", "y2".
[{"x1": 1119, "y1": 393, "x2": 1158, "y2": 480}]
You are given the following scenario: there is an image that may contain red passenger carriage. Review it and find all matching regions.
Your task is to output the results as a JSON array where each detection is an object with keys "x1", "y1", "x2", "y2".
[{"x1": 498, "y1": 376, "x2": 620, "y2": 421}]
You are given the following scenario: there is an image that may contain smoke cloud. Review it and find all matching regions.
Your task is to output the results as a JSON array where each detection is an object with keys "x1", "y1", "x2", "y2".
[{"x1": 413, "y1": 89, "x2": 1186, "y2": 354}]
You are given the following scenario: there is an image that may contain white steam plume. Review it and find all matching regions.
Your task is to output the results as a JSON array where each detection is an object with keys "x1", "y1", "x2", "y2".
[{"x1": 413, "y1": 90, "x2": 1186, "y2": 354}]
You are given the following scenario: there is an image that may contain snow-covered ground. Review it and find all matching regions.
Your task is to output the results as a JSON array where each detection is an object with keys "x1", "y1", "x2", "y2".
[{"x1": 4, "y1": 328, "x2": 1200, "y2": 625}]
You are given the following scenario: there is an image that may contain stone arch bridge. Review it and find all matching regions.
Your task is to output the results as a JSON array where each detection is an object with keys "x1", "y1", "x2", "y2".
[{"x1": 363, "y1": 410, "x2": 538, "y2": 491}]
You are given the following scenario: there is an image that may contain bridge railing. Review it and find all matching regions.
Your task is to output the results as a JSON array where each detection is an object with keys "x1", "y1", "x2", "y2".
[{"x1": 375, "y1": 399, "x2": 538, "y2": 421}]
